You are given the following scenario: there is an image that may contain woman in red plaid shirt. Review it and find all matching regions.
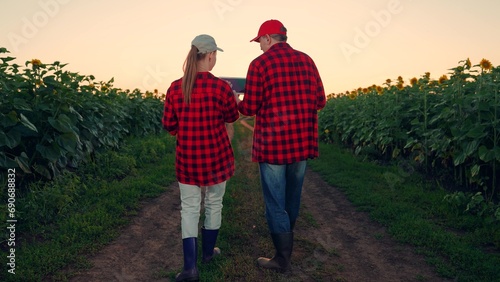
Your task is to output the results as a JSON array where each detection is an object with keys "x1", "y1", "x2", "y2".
[
  {"x1": 236, "y1": 20, "x2": 326, "y2": 273},
  {"x1": 163, "y1": 34, "x2": 239, "y2": 282}
]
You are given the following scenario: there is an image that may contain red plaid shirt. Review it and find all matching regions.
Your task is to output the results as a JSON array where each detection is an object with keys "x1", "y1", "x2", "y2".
[
  {"x1": 163, "y1": 72, "x2": 239, "y2": 186},
  {"x1": 238, "y1": 43, "x2": 326, "y2": 164}
]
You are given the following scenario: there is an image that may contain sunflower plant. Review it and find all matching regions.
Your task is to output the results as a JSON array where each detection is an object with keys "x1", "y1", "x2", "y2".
[
  {"x1": 0, "y1": 48, "x2": 164, "y2": 191},
  {"x1": 319, "y1": 58, "x2": 500, "y2": 203}
]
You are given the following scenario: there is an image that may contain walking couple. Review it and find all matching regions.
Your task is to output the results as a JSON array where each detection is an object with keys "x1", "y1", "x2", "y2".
[{"x1": 162, "y1": 19, "x2": 326, "y2": 282}]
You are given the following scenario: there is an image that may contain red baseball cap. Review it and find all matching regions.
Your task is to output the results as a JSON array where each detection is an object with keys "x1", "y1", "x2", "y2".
[{"x1": 250, "y1": 19, "x2": 287, "y2": 42}]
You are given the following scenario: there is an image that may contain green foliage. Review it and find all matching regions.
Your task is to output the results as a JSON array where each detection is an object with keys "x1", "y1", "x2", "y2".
[
  {"x1": 0, "y1": 48, "x2": 164, "y2": 187},
  {"x1": 0, "y1": 133, "x2": 177, "y2": 282},
  {"x1": 444, "y1": 191, "x2": 500, "y2": 220},
  {"x1": 19, "y1": 172, "x2": 83, "y2": 233},
  {"x1": 320, "y1": 59, "x2": 500, "y2": 203},
  {"x1": 0, "y1": 48, "x2": 168, "y2": 281},
  {"x1": 94, "y1": 151, "x2": 137, "y2": 179}
]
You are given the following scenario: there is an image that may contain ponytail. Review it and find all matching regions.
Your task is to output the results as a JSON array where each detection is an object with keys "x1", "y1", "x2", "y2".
[{"x1": 182, "y1": 46, "x2": 207, "y2": 104}]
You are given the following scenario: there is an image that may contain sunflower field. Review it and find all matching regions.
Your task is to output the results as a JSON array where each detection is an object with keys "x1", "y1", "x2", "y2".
[
  {"x1": 0, "y1": 47, "x2": 164, "y2": 187},
  {"x1": 320, "y1": 58, "x2": 500, "y2": 215}
]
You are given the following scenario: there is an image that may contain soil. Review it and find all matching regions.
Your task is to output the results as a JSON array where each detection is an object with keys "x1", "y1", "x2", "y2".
[{"x1": 67, "y1": 120, "x2": 449, "y2": 282}]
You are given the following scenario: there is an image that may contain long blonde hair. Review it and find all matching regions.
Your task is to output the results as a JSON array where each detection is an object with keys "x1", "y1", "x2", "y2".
[{"x1": 182, "y1": 46, "x2": 207, "y2": 104}]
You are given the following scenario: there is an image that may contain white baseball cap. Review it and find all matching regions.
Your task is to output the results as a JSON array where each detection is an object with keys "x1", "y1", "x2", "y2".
[{"x1": 191, "y1": 34, "x2": 224, "y2": 54}]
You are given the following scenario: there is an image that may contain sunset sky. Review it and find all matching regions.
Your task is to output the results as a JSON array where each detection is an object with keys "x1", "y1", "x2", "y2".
[{"x1": 1, "y1": 0, "x2": 499, "y2": 95}]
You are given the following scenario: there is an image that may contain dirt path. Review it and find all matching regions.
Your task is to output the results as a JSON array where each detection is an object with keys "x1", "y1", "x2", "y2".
[
  {"x1": 296, "y1": 172, "x2": 446, "y2": 281},
  {"x1": 68, "y1": 181, "x2": 182, "y2": 282},
  {"x1": 67, "y1": 120, "x2": 447, "y2": 282}
]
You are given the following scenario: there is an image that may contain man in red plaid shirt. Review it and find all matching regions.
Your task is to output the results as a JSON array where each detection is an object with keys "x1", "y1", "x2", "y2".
[{"x1": 235, "y1": 19, "x2": 326, "y2": 273}]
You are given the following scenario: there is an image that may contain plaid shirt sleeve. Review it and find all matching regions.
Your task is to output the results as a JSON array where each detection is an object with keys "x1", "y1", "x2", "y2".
[
  {"x1": 238, "y1": 43, "x2": 326, "y2": 164},
  {"x1": 312, "y1": 60, "x2": 327, "y2": 110},
  {"x1": 162, "y1": 80, "x2": 180, "y2": 136},
  {"x1": 163, "y1": 73, "x2": 239, "y2": 186}
]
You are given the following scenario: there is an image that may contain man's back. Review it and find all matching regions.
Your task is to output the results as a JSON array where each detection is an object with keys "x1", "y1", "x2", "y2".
[{"x1": 239, "y1": 42, "x2": 326, "y2": 164}]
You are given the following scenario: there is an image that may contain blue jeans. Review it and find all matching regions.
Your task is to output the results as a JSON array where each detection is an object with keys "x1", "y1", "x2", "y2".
[{"x1": 259, "y1": 161, "x2": 307, "y2": 234}]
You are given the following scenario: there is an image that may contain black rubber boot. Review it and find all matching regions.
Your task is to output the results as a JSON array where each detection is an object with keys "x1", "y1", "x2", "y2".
[
  {"x1": 201, "y1": 227, "x2": 221, "y2": 263},
  {"x1": 257, "y1": 232, "x2": 293, "y2": 273},
  {"x1": 175, "y1": 237, "x2": 199, "y2": 282}
]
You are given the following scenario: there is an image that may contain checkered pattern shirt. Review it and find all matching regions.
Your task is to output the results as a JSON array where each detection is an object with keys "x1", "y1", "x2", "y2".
[
  {"x1": 163, "y1": 72, "x2": 239, "y2": 186},
  {"x1": 238, "y1": 43, "x2": 326, "y2": 164}
]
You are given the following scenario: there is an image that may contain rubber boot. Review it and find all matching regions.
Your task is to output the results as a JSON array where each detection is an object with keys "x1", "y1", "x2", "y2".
[
  {"x1": 175, "y1": 237, "x2": 199, "y2": 282},
  {"x1": 257, "y1": 232, "x2": 293, "y2": 273},
  {"x1": 201, "y1": 226, "x2": 221, "y2": 263}
]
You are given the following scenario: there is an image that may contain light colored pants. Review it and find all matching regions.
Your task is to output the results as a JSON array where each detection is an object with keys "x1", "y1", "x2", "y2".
[{"x1": 179, "y1": 181, "x2": 226, "y2": 239}]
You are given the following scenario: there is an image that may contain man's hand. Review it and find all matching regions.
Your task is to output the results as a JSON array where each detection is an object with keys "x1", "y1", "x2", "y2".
[{"x1": 234, "y1": 90, "x2": 242, "y2": 104}]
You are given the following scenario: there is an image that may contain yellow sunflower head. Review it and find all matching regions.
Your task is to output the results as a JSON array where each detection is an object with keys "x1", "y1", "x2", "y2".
[
  {"x1": 479, "y1": 58, "x2": 492, "y2": 71},
  {"x1": 376, "y1": 86, "x2": 383, "y2": 95},
  {"x1": 410, "y1": 77, "x2": 418, "y2": 86},
  {"x1": 438, "y1": 75, "x2": 448, "y2": 85},
  {"x1": 396, "y1": 83, "x2": 404, "y2": 90},
  {"x1": 31, "y1": 59, "x2": 41, "y2": 65}
]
